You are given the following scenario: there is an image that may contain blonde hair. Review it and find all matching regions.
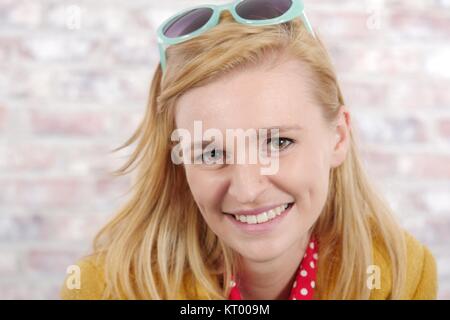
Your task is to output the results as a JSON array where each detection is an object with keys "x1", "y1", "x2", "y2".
[{"x1": 92, "y1": 12, "x2": 407, "y2": 299}]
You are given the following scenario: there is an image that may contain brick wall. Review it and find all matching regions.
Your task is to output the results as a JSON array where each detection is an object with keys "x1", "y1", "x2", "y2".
[{"x1": 0, "y1": 0, "x2": 449, "y2": 299}]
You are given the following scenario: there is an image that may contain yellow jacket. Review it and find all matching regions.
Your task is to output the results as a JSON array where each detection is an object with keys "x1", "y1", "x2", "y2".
[{"x1": 60, "y1": 232, "x2": 438, "y2": 299}]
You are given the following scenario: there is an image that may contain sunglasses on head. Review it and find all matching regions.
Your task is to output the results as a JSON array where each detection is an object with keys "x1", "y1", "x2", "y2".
[{"x1": 156, "y1": 0, "x2": 315, "y2": 74}]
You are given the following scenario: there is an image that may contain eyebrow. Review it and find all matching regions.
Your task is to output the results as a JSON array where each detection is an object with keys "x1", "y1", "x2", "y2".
[
  {"x1": 182, "y1": 125, "x2": 303, "y2": 152},
  {"x1": 188, "y1": 140, "x2": 216, "y2": 151},
  {"x1": 259, "y1": 125, "x2": 303, "y2": 132}
]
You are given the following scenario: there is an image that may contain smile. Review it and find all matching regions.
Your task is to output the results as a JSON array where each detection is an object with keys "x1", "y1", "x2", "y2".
[{"x1": 233, "y1": 202, "x2": 293, "y2": 225}]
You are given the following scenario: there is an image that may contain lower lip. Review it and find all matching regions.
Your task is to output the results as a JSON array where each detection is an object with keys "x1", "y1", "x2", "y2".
[{"x1": 225, "y1": 203, "x2": 294, "y2": 234}]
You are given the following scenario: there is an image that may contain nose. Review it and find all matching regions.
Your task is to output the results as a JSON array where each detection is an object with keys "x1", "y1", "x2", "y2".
[{"x1": 227, "y1": 163, "x2": 267, "y2": 204}]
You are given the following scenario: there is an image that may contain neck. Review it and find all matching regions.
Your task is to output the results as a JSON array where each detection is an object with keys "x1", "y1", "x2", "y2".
[{"x1": 237, "y1": 231, "x2": 311, "y2": 300}]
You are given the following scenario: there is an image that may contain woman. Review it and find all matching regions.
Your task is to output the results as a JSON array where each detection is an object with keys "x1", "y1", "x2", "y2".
[{"x1": 61, "y1": 0, "x2": 437, "y2": 299}]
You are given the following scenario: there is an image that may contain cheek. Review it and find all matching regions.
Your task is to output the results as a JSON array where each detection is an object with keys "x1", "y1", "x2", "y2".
[
  {"x1": 184, "y1": 168, "x2": 223, "y2": 216},
  {"x1": 184, "y1": 168, "x2": 208, "y2": 213},
  {"x1": 184, "y1": 169, "x2": 231, "y2": 240},
  {"x1": 278, "y1": 147, "x2": 330, "y2": 213}
]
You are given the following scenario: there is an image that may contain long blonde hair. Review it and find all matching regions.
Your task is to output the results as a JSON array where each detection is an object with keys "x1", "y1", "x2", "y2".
[{"x1": 92, "y1": 12, "x2": 407, "y2": 299}]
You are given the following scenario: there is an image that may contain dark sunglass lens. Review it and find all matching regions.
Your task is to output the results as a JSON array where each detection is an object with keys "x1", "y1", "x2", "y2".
[
  {"x1": 163, "y1": 8, "x2": 214, "y2": 38},
  {"x1": 236, "y1": 0, "x2": 293, "y2": 20}
]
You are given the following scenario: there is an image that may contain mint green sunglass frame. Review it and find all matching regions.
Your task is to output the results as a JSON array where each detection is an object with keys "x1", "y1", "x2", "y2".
[{"x1": 156, "y1": 0, "x2": 315, "y2": 74}]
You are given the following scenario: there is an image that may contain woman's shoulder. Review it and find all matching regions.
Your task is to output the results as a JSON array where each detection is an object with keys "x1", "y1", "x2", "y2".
[
  {"x1": 60, "y1": 254, "x2": 107, "y2": 300},
  {"x1": 371, "y1": 230, "x2": 438, "y2": 299},
  {"x1": 401, "y1": 231, "x2": 438, "y2": 299}
]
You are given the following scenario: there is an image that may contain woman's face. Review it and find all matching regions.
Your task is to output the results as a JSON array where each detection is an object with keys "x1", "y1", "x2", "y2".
[{"x1": 174, "y1": 58, "x2": 350, "y2": 262}]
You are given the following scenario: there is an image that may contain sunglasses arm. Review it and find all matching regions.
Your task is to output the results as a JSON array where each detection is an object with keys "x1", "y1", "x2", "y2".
[
  {"x1": 300, "y1": 11, "x2": 316, "y2": 38},
  {"x1": 158, "y1": 41, "x2": 168, "y2": 74}
]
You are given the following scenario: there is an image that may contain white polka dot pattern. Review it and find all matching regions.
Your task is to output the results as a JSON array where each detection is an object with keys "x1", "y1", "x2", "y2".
[{"x1": 288, "y1": 237, "x2": 318, "y2": 300}]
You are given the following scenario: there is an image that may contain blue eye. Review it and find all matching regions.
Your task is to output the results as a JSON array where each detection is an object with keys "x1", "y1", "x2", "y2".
[
  {"x1": 267, "y1": 137, "x2": 294, "y2": 151},
  {"x1": 197, "y1": 148, "x2": 224, "y2": 165}
]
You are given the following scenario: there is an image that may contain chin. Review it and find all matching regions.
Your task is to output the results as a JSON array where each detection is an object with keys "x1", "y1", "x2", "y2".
[{"x1": 235, "y1": 241, "x2": 288, "y2": 262}]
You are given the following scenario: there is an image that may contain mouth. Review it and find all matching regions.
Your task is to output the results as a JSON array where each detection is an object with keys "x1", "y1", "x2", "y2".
[{"x1": 225, "y1": 202, "x2": 294, "y2": 225}]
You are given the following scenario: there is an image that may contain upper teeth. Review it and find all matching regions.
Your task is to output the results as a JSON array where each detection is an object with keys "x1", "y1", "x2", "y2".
[{"x1": 234, "y1": 203, "x2": 290, "y2": 224}]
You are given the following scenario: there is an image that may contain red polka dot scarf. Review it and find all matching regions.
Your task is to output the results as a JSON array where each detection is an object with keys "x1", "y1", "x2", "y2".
[{"x1": 228, "y1": 236, "x2": 318, "y2": 300}]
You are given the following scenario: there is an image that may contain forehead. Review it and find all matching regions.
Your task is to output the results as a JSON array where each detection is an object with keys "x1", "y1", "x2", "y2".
[{"x1": 174, "y1": 58, "x2": 318, "y2": 131}]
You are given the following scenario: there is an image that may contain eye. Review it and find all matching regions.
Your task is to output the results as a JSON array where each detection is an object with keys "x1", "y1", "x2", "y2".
[
  {"x1": 197, "y1": 148, "x2": 225, "y2": 165},
  {"x1": 267, "y1": 137, "x2": 294, "y2": 152}
]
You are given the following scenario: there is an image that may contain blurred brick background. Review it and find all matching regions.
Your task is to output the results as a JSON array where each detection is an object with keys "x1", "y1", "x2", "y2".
[{"x1": 0, "y1": 0, "x2": 449, "y2": 299}]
